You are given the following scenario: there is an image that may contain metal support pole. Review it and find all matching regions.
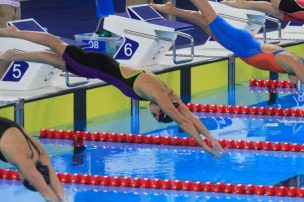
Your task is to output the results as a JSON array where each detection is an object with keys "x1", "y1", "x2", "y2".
[
  {"x1": 228, "y1": 56, "x2": 236, "y2": 106},
  {"x1": 268, "y1": 71, "x2": 278, "y2": 105},
  {"x1": 14, "y1": 99, "x2": 24, "y2": 127},
  {"x1": 262, "y1": 23, "x2": 267, "y2": 43},
  {"x1": 131, "y1": 98, "x2": 140, "y2": 134}
]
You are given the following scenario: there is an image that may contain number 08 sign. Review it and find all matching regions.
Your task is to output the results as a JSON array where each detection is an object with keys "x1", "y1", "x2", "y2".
[{"x1": 2, "y1": 61, "x2": 29, "y2": 82}]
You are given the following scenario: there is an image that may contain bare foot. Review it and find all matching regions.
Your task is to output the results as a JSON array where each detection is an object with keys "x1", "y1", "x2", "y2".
[
  {"x1": 0, "y1": 26, "x2": 18, "y2": 37},
  {"x1": 0, "y1": 49, "x2": 16, "y2": 61},
  {"x1": 221, "y1": 0, "x2": 246, "y2": 8},
  {"x1": 150, "y1": 2, "x2": 177, "y2": 16}
]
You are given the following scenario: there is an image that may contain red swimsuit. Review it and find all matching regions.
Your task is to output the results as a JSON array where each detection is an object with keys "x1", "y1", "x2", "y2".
[
  {"x1": 279, "y1": 0, "x2": 304, "y2": 23},
  {"x1": 241, "y1": 51, "x2": 287, "y2": 73}
]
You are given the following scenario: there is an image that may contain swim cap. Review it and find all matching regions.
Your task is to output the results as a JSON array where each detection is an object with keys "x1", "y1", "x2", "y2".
[
  {"x1": 157, "y1": 101, "x2": 180, "y2": 123},
  {"x1": 23, "y1": 161, "x2": 50, "y2": 191}
]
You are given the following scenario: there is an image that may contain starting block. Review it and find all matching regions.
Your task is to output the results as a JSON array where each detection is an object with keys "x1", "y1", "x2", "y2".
[
  {"x1": 0, "y1": 19, "x2": 62, "y2": 90},
  {"x1": 104, "y1": 4, "x2": 195, "y2": 66},
  {"x1": 104, "y1": 14, "x2": 177, "y2": 67}
]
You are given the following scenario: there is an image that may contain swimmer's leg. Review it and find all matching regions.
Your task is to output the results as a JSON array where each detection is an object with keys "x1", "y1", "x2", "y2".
[
  {"x1": 151, "y1": 2, "x2": 212, "y2": 35},
  {"x1": 221, "y1": 0, "x2": 283, "y2": 19},
  {"x1": 0, "y1": 27, "x2": 67, "y2": 57},
  {"x1": 193, "y1": 0, "x2": 262, "y2": 57},
  {"x1": 0, "y1": 49, "x2": 66, "y2": 70}
]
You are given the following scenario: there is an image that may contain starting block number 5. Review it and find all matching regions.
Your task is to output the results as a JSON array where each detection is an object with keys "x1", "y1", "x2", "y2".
[
  {"x1": 2, "y1": 61, "x2": 29, "y2": 82},
  {"x1": 115, "y1": 38, "x2": 139, "y2": 60}
]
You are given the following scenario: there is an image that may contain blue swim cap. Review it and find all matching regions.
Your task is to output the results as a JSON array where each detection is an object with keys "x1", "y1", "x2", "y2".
[{"x1": 23, "y1": 161, "x2": 50, "y2": 191}]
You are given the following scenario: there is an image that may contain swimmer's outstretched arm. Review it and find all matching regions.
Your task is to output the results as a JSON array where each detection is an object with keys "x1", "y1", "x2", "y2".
[
  {"x1": 171, "y1": 94, "x2": 224, "y2": 155},
  {"x1": 152, "y1": 91, "x2": 222, "y2": 159},
  {"x1": 221, "y1": 0, "x2": 283, "y2": 19},
  {"x1": 1, "y1": 145, "x2": 61, "y2": 202},
  {"x1": 30, "y1": 137, "x2": 66, "y2": 201},
  {"x1": 0, "y1": 49, "x2": 66, "y2": 70},
  {"x1": 180, "y1": 104, "x2": 225, "y2": 154}
]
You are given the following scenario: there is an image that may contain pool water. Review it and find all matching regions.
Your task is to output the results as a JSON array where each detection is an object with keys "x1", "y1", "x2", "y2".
[{"x1": 1, "y1": 84, "x2": 304, "y2": 201}]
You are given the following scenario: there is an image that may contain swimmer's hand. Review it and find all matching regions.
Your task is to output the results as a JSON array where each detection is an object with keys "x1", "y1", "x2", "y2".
[
  {"x1": 201, "y1": 139, "x2": 224, "y2": 160},
  {"x1": 59, "y1": 194, "x2": 68, "y2": 202},
  {"x1": 209, "y1": 137, "x2": 225, "y2": 156},
  {"x1": 221, "y1": 0, "x2": 246, "y2": 8}
]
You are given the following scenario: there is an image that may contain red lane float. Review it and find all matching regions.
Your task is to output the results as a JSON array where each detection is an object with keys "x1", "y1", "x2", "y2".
[
  {"x1": 249, "y1": 79, "x2": 293, "y2": 88},
  {"x1": 0, "y1": 169, "x2": 303, "y2": 198},
  {"x1": 186, "y1": 104, "x2": 304, "y2": 117},
  {"x1": 40, "y1": 129, "x2": 304, "y2": 153}
]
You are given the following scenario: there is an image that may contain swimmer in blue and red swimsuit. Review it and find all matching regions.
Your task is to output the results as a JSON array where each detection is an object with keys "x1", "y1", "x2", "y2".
[
  {"x1": 152, "y1": 0, "x2": 304, "y2": 86},
  {"x1": 0, "y1": 26, "x2": 224, "y2": 158},
  {"x1": 0, "y1": 117, "x2": 65, "y2": 201},
  {"x1": 222, "y1": 0, "x2": 304, "y2": 24}
]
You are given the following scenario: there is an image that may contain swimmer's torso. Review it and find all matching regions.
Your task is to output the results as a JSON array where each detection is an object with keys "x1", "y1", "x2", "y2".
[
  {"x1": 62, "y1": 45, "x2": 148, "y2": 101},
  {"x1": 0, "y1": 117, "x2": 40, "y2": 163},
  {"x1": 0, "y1": 117, "x2": 22, "y2": 162}
]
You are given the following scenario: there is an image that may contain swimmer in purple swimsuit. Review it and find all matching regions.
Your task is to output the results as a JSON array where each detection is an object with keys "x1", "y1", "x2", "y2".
[
  {"x1": 222, "y1": 0, "x2": 304, "y2": 24},
  {"x1": 0, "y1": 27, "x2": 224, "y2": 159}
]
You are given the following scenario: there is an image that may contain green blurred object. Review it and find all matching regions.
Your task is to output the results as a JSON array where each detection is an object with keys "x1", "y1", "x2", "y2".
[{"x1": 96, "y1": 30, "x2": 112, "y2": 37}]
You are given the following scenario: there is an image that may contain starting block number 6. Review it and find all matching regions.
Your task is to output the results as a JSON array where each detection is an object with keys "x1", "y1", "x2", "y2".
[{"x1": 115, "y1": 38, "x2": 139, "y2": 60}]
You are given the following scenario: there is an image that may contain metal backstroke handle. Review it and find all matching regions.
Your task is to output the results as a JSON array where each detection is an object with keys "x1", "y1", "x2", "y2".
[
  {"x1": 172, "y1": 31, "x2": 194, "y2": 65},
  {"x1": 65, "y1": 72, "x2": 89, "y2": 88},
  {"x1": 263, "y1": 16, "x2": 282, "y2": 43}
]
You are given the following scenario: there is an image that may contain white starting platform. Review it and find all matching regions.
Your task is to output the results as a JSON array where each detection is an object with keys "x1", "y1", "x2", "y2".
[
  {"x1": 104, "y1": 4, "x2": 197, "y2": 67},
  {"x1": 0, "y1": 19, "x2": 63, "y2": 91},
  {"x1": 0, "y1": 19, "x2": 102, "y2": 104},
  {"x1": 104, "y1": 14, "x2": 177, "y2": 67}
]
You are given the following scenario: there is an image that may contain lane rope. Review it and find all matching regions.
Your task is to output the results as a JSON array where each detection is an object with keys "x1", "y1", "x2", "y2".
[
  {"x1": 249, "y1": 79, "x2": 293, "y2": 88},
  {"x1": 0, "y1": 169, "x2": 303, "y2": 198},
  {"x1": 186, "y1": 103, "x2": 304, "y2": 117},
  {"x1": 40, "y1": 129, "x2": 304, "y2": 153}
]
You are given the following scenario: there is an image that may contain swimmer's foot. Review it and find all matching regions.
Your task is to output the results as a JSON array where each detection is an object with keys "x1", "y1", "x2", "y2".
[
  {"x1": 0, "y1": 26, "x2": 18, "y2": 37},
  {"x1": 0, "y1": 49, "x2": 16, "y2": 61},
  {"x1": 221, "y1": 0, "x2": 247, "y2": 8},
  {"x1": 150, "y1": 2, "x2": 177, "y2": 16}
]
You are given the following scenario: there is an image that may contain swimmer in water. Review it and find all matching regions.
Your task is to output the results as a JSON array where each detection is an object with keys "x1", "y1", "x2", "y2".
[
  {"x1": 0, "y1": 27, "x2": 224, "y2": 159},
  {"x1": 0, "y1": 117, "x2": 66, "y2": 202},
  {"x1": 151, "y1": 0, "x2": 304, "y2": 88}
]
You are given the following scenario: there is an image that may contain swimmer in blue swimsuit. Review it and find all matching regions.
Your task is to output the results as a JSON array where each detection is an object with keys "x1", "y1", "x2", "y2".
[
  {"x1": 0, "y1": 117, "x2": 66, "y2": 202},
  {"x1": 0, "y1": 27, "x2": 224, "y2": 159},
  {"x1": 151, "y1": 0, "x2": 304, "y2": 87}
]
